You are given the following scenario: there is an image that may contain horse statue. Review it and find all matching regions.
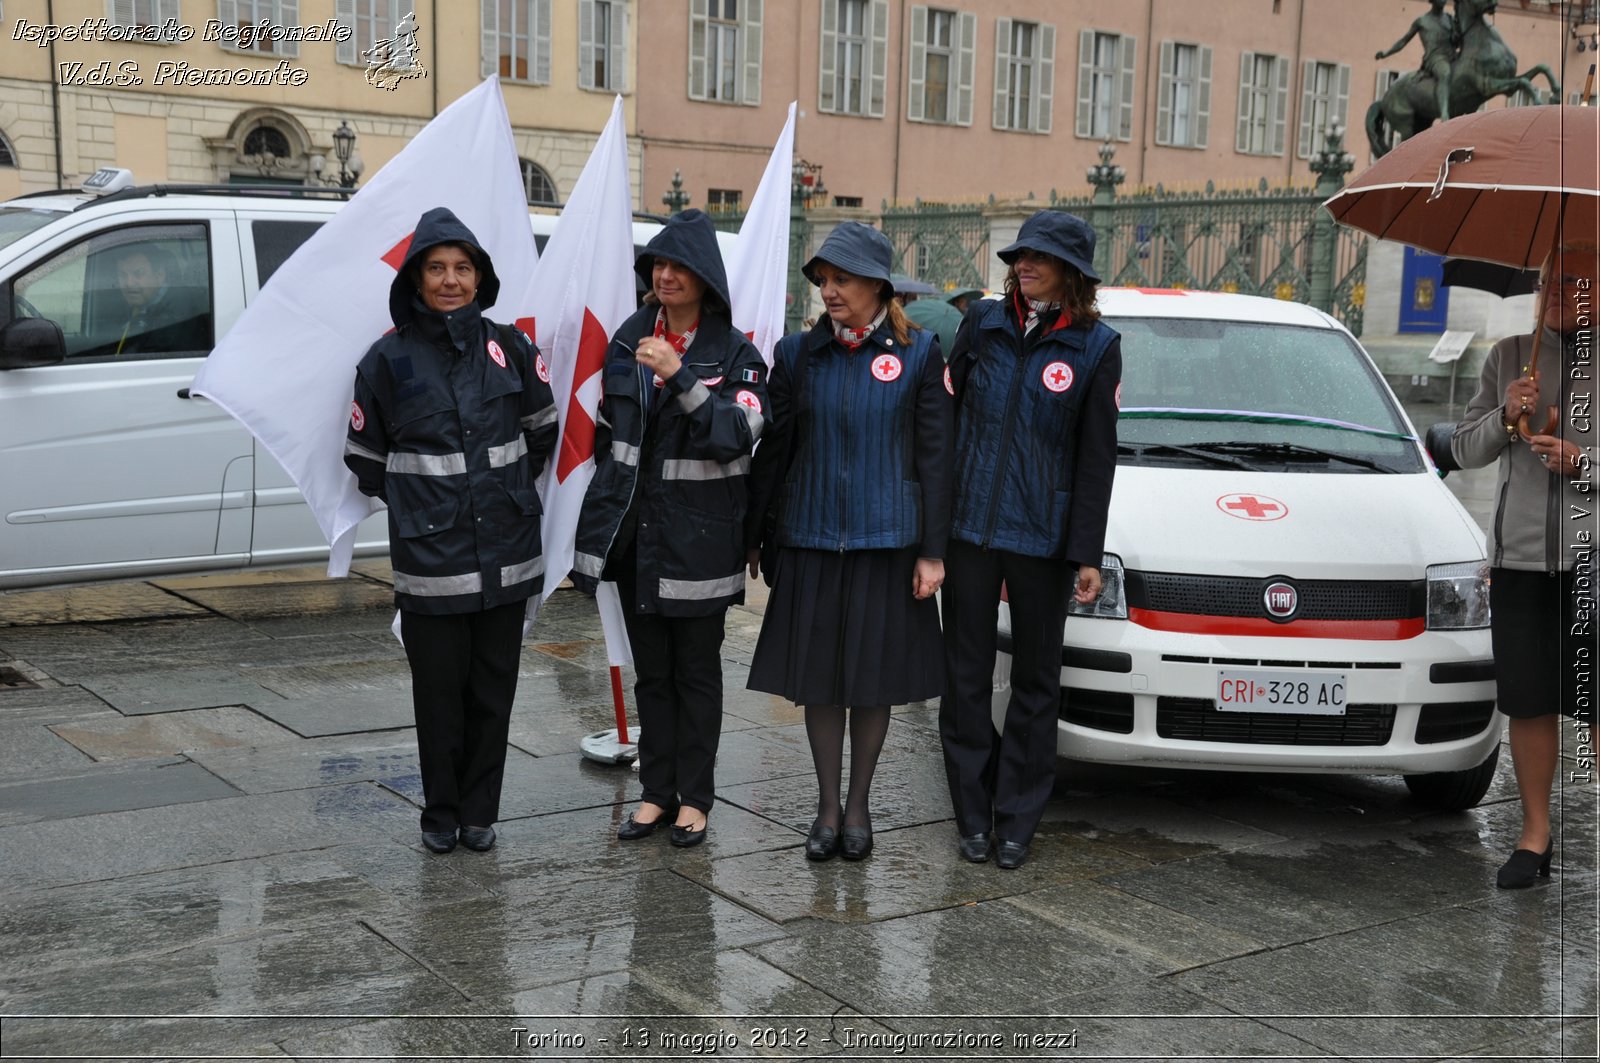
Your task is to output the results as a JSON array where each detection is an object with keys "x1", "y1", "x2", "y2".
[{"x1": 1366, "y1": 0, "x2": 1561, "y2": 158}]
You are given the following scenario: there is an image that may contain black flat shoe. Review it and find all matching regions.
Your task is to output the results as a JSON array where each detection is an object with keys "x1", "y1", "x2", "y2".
[
  {"x1": 617, "y1": 803, "x2": 677, "y2": 841},
  {"x1": 421, "y1": 829, "x2": 457, "y2": 854},
  {"x1": 669, "y1": 819, "x2": 708, "y2": 848},
  {"x1": 840, "y1": 825, "x2": 874, "y2": 861},
  {"x1": 1496, "y1": 842, "x2": 1553, "y2": 888},
  {"x1": 459, "y1": 825, "x2": 496, "y2": 852},
  {"x1": 958, "y1": 832, "x2": 992, "y2": 863},
  {"x1": 995, "y1": 839, "x2": 1030, "y2": 870},
  {"x1": 805, "y1": 820, "x2": 840, "y2": 861}
]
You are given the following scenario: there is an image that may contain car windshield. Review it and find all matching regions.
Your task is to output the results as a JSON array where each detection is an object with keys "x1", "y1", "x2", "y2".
[
  {"x1": 1110, "y1": 316, "x2": 1423, "y2": 474},
  {"x1": 0, "y1": 207, "x2": 67, "y2": 253}
]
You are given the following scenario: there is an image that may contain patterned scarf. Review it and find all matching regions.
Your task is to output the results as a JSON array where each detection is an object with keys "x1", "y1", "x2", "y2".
[
  {"x1": 1023, "y1": 297, "x2": 1064, "y2": 336},
  {"x1": 651, "y1": 308, "x2": 699, "y2": 386},
  {"x1": 832, "y1": 305, "x2": 889, "y2": 350}
]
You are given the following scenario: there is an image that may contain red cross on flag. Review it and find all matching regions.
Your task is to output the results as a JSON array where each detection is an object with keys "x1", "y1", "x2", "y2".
[
  {"x1": 726, "y1": 103, "x2": 795, "y2": 368},
  {"x1": 190, "y1": 78, "x2": 537, "y2": 577},
  {"x1": 515, "y1": 95, "x2": 637, "y2": 664}
]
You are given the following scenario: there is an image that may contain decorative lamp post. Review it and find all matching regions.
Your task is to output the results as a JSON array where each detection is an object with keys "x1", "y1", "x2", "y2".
[
  {"x1": 312, "y1": 121, "x2": 362, "y2": 188},
  {"x1": 662, "y1": 169, "x2": 690, "y2": 214},
  {"x1": 1308, "y1": 124, "x2": 1357, "y2": 318},
  {"x1": 787, "y1": 159, "x2": 826, "y2": 332},
  {"x1": 1085, "y1": 140, "x2": 1124, "y2": 280}
]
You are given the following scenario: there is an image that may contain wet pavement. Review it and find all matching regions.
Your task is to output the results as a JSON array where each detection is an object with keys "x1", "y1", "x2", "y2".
[{"x1": 1, "y1": 404, "x2": 1597, "y2": 1061}]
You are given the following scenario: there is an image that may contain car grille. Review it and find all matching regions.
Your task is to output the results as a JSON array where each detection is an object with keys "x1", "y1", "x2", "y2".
[
  {"x1": 1416, "y1": 700, "x2": 1497, "y2": 744},
  {"x1": 1128, "y1": 572, "x2": 1424, "y2": 621},
  {"x1": 1156, "y1": 697, "x2": 1396, "y2": 745}
]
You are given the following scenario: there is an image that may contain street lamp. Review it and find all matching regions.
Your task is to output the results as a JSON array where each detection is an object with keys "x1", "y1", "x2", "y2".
[
  {"x1": 791, "y1": 158, "x2": 827, "y2": 209},
  {"x1": 312, "y1": 120, "x2": 362, "y2": 188},
  {"x1": 662, "y1": 169, "x2": 690, "y2": 213}
]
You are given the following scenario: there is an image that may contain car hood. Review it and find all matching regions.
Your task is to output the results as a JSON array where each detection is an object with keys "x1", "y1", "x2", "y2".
[{"x1": 1106, "y1": 466, "x2": 1486, "y2": 579}]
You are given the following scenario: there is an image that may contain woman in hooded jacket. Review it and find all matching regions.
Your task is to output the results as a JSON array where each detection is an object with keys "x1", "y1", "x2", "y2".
[
  {"x1": 573, "y1": 210, "x2": 767, "y2": 848},
  {"x1": 345, "y1": 206, "x2": 558, "y2": 855}
]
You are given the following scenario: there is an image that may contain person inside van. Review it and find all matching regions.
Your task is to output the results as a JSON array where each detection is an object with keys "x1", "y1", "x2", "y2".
[
  {"x1": 1450, "y1": 241, "x2": 1598, "y2": 888},
  {"x1": 940, "y1": 210, "x2": 1121, "y2": 870},
  {"x1": 110, "y1": 245, "x2": 206, "y2": 355},
  {"x1": 344, "y1": 206, "x2": 558, "y2": 855}
]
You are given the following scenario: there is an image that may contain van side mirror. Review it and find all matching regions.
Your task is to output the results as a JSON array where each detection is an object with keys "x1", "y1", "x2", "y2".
[
  {"x1": 0, "y1": 318, "x2": 67, "y2": 369},
  {"x1": 1425, "y1": 423, "x2": 1460, "y2": 478}
]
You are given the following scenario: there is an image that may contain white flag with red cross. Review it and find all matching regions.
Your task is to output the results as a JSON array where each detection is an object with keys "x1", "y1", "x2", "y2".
[
  {"x1": 516, "y1": 95, "x2": 637, "y2": 665},
  {"x1": 727, "y1": 103, "x2": 795, "y2": 367},
  {"x1": 190, "y1": 78, "x2": 537, "y2": 577}
]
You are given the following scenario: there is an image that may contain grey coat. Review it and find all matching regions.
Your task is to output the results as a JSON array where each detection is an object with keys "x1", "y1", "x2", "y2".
[{"x1": 1452, "y1": 329, "x2": 1596, "y2": 572}]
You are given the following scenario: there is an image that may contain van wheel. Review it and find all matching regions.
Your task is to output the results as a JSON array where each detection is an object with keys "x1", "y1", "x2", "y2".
[{"x1": 1403, "y1": 744, "x2": 1500, "y2": 810}]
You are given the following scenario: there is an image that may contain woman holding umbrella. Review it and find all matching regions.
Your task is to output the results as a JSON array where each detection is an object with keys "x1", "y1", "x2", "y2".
[{"x1": 1451, "y1": 242, "x2": 1598, "y2": 888}]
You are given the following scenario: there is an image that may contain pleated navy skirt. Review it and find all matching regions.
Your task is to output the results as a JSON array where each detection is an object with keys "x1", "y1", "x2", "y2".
[{"x1": 748, "y1": 546, "x2": 944, "y2": 706}]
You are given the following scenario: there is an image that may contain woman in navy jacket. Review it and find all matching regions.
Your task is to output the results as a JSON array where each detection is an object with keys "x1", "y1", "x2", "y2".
[
  {"x1": 345, "y1": 207, "x2": 558, "y2": 855},
  {"x1": 746, "y1": 222, "x2": 953, "y2": 862},
  {"x1": 941, "y1": 210, "x2": 1121, "y2": 870},
  {"x1": 573, "y1": 210, "x2": 766, "y2": 848}
]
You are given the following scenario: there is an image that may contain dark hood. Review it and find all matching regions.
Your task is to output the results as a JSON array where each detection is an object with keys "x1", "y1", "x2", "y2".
[
  {"x1": 634, "y1": 209, "x2": 732, "y2": 314},
  {"x1": 388, "y1": 206, "x2": 502, "y2": 327}
]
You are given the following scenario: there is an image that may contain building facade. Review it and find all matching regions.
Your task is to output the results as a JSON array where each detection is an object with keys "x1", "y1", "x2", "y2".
[
  {"x1": 634, "y1": 0, "x2": 1584, "y2": 212},
  {"x1": 0, "y1": 0, "x2": 641, "y2": 205}
]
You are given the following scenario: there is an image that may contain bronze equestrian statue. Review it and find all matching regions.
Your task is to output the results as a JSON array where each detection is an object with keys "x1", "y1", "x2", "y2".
[{"x1": 1366, "y1": 0, "x2": 1561, "y2": 158}]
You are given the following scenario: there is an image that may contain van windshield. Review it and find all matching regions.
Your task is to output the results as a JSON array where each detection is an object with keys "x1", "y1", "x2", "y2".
[
  {"x1": 1110, "y1": 316, "x2": 1423, "y2": 474},
  {"x1": 0, "y1": 207, "x2": 67, "y2": 253}
]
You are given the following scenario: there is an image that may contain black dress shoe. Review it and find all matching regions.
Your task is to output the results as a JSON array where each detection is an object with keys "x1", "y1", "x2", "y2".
[
  {"x1": 617, "y1": 805, "x2": 674, "y2": 841},
  {"x1": 1496, "y1": 842, "x2": 1554, "y2": 888},
  {"x1": 421, "y1": 829, "x2": 457, "y2": 854},
  {"x1": 669, "y1": 820, "x2": 708, "y2": 848},
  {"x1": 995, "y1": 839, "x2": 1030, "y2": 870},
  {"x1": 958, "y1": 833, "x2": 992, "y2": 863},
  {"x1": 840, "y1": 825, "x2": 874, "y2": 861},
  {"x1": 805, "y1": 820, "x2": 840, "y2": 861},
  {"x1": 459, "y1": 825, "x2": 496, "y2": 852}
]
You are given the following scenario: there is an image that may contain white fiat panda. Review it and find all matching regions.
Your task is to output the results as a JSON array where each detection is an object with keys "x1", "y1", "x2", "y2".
[{"x1": 992, "y1": 288, "x2": 1500, "y2": 809}]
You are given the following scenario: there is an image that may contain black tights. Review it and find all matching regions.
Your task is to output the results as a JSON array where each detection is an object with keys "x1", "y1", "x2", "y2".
[{"x1": 804, "y1": 704, "x2": 890, "y2": 830}]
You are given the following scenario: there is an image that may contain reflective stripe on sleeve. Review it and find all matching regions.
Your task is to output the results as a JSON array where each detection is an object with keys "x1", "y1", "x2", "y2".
[
  {"x1": 658, "y1": 571, "x2": 745, "y2": 601},
  {"x1": 488, "y1": 435, "x2": 528, "y2": 468},
  {"x1": 521, "y1": 406, "x2": 558, "y2": 431},
  {"x1": 386, "y1": 451, "x2": 468, "y2": 476},
  {"x1": 676, "y1": 380, "x2": 711, "y2": 414},
  {"x1": 660, "y1": 456, "x2": 751, "y2": 481},
  {"x1": 392, "y1": 570, "x2": 483, "y2": 596},
  {"x1": 611, "y1": 440, "x2": 641, "y2": 466},
  {"x1": 344, "y1": 439, "x2": 388, "y2": 464},
  {"x1": 573, "y1": 552, "x2": 606, "y2": 578},
  {"x1": 741, "y1": 403, "x2": 765, "y2": 440},
  {"x1": 501, "y1": 556, "x2": 545, "y2": 587}
]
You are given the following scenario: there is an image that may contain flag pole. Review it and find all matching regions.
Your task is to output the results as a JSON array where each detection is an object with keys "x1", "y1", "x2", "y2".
[{"x1": 610, "y1": 665, "x2": 630, "y2": 744}]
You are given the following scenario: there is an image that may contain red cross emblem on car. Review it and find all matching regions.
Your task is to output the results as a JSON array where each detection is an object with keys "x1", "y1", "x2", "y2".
[
  {"x1": 1216, "y1": 493, "x2": 1288, "y2": 521},
  {"x1": 871, "y1": 354, "x2": 902, "y2": 382},
  {"x1": 1041, "y1": 361, "x2": 1074, "y2": 392}
]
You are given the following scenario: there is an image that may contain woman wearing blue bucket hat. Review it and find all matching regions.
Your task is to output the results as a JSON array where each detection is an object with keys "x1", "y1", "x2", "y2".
[
  {"x1": 940, "y1": 210, "x2": 1121, "y2": 870},
  {"x1": 746, "y1": 221, "x2": 953, "y2": 862}
]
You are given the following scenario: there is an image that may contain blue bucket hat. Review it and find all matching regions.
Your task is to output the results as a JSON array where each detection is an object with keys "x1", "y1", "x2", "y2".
[
  {"x1": 803, "y1": 222, "x2": 894, "y2": 287},
  {"x1": 997, "y1": 210, "x2": 1101, "y2": 284}
]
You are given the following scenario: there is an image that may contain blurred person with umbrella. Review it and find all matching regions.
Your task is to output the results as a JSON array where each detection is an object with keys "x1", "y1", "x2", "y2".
[{"x1": 1327, "y1": 104, "x2": 1599, "y2": 888}]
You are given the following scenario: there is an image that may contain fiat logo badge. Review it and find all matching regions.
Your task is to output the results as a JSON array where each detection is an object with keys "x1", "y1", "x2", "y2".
[{"x1": 1263, "y1": 580, "x2": 1298, "y2": 621}]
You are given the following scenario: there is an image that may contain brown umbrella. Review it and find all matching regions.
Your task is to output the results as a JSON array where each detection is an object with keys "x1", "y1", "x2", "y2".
[{"x1": 1326, "y1": 104, "x2": 1600, "y2": 436}]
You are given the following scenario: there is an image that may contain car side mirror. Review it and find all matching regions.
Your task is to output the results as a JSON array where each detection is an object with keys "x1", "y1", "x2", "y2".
[
  {"x1": 0, "y1": 318, "x2": 67, "y2": 370},
  {"x1": 1425, "y1": 422, "x2": 1460, "y2": 478}
]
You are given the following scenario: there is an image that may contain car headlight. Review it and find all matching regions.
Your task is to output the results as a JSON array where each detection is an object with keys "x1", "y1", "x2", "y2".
[
  {"x1": 1069, "y1": 553, "x2": 1127, "y2": 619},
  {"x1": 1426, "y1": 561, "x2": 1491, "y2": 630}
]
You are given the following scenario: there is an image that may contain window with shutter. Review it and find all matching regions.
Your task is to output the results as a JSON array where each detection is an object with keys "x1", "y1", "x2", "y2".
[
  {"x1": 742, "y1": 0, "x2": 762, "y2": 105},
  {"x1": 997, "y1": 19, "x2": 1040, "y2": 132},
  {"x1": 1077, "y1": 30, "x2": 1130, "y2": 141},
  {"x1": 1297, "y1": 59, "x2": 1344, "y2": 158},
  {"x1": 912, "y1": 7, "x2": 962, "y2": 124},
  {"x1": 580, "y1": 0, "x2": 624, "y2": 92},
  {"x1": 1236, "y1": 51, "x2": 1279, "y2": 155},
  {"x1": 609, "y1": 1, "x2": 628, "y2": 93},
  {"x1": 217, "y1": 0, "x2": 300, "y2": 57},
  {"x1": 109, "y1": 0, "x2": 181, "y2": 34},
  {"x1": 1158, "y1": 41, "x2": 1205, "y2": 148},
  {"x1": 487, "y1": 0, "x2": 552, "y2": 85},
  {"x1": 868, "y1": 0, "x2": 888, "y2": 117},
  {"x1": 705, "y1": 0, "x2": 742, "y2": 102},
  {"x1": 955, "y1": 11, "x2": 975, "y2": 126}
]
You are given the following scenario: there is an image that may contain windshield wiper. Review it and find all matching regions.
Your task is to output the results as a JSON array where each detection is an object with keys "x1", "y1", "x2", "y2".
[
  {"x1": 1118, "y1": 441, "x2": 1262, "y2": 471},
  {"x1": 1197, "y1": 440, "x2": 1394, "y2": 472}
]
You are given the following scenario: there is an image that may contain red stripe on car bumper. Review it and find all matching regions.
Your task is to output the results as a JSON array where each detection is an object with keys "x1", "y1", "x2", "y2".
[{"x1": 1128, "y1": 608, "x2": 1425, "y2": 640}]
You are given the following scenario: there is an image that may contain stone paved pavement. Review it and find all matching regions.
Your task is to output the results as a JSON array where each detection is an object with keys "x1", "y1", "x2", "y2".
[{"x1": 0, "y1": 416, "x2": 1596, "y2": 1060}]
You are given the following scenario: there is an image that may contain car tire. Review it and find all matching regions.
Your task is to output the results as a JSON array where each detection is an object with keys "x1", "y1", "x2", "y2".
[{"x1": 1402, "y1": 744, "x2": 1500, "y2": 811}]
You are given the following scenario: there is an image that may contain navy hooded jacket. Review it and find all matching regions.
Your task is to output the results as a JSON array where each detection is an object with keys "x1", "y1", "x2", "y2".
[
  {"x1": 572, "y1": 210, "x2": 767, "y2": 617},
  {"x1": 947, "y1": 294, "x2": 1120, "y2": 562},
  {"x1": 344, "y1": 207, "x2": 558, "y2": 614}
]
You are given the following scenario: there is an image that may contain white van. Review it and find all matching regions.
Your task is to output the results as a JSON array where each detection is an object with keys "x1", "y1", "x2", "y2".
[
  {"x1": 0, "y1": 170, "x2": 689, "y2": 590},
  {"x1": 993, "y1": 288, "x2": 1500, "y2": 809}
]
